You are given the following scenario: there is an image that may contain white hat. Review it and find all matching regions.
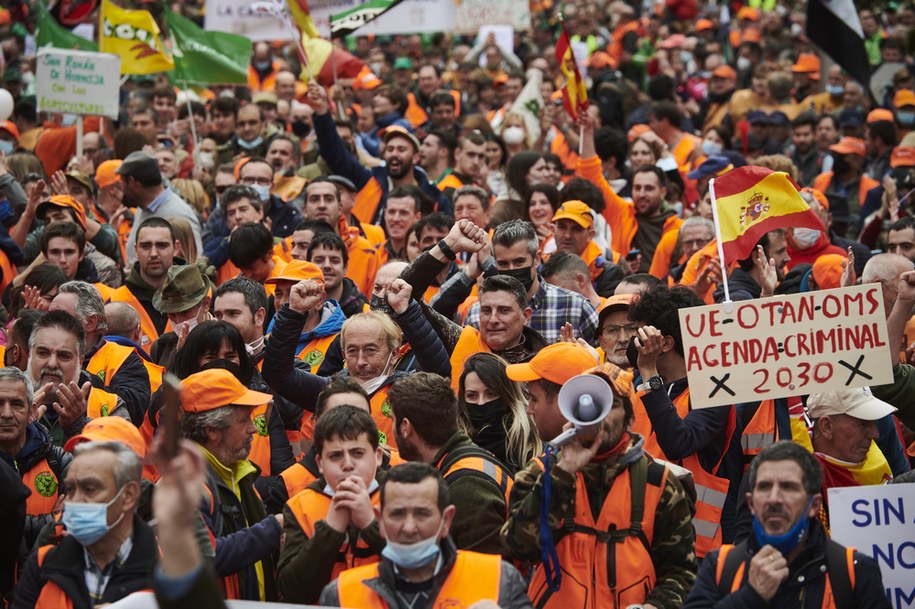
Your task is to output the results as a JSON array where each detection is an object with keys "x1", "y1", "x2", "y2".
[{"x1": 806, "y1": 387, "x2": 896, "y2": 421}]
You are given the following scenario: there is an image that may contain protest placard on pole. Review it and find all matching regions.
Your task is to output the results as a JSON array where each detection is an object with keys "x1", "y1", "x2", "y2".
[
  {"x1": 829, "y1": 484, "x2": 915, "y2": 609},
  {"x1": 36, "y1": 48, "x2": 120, "y2": 120},
  {"x1": 678, "y1": 284, "x2": 894, "y2": 408},
  {"x1": 454, "y1": 0, "x2": 531, "y2": 34}
]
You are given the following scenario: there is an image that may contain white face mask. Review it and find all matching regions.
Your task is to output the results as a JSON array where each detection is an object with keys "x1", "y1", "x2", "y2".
[
  {"x1": 502, "y1": 126, "x2": 526, "y2": 145},
  {"x1": 245, "y1": 335, "x2": 265, "y2": 357},
  {"x1": 356, "y1": 350, "x2": 394, "y2": 394},
  {"x1": 736, "y1": 57, "x2": 752, "y2": 71},
  {"x1": 792, "y1": 227, "x2": 821, "y2": 249}
]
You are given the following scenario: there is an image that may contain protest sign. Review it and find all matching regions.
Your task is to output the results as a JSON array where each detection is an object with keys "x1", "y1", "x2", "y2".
[
  {"x1": 829, "y1": 484, "x2": 915, "y2": 609},
  {"x1": 353, "y1": 0, "x2": 454, "y2": 36},
  {"x1": 36, "y1": 48, "x2": 120, "y2": 119},
  {"x1": 679, "y1": 284, "x2": 893, "y2": 408},
  {"x1": 454, "y1": 0, "x2": 532, "y2": 34},
  {"x1": 204, "y1": 0, "x2": 295, "y2": 41}
]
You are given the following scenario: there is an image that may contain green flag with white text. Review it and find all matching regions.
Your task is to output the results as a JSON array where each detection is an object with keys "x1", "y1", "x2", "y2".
[
  {"x1": 36, "y1": 3, "x2": 98, "y2": 51},
  {"x1": 331, "y1": 0, "x2": 403, "y2": 37},
  {"x1": 163, "y1": 11, "x2": 250, "y2": 85}
]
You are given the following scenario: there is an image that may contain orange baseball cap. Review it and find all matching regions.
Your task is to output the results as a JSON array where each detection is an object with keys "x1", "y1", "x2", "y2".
[
  {"x1": 0, "y1": 120, "x2": 20, "y2": 141},
  {"x1": 585, "y1": 51, "x2": 616, "y2": 70},
  {"x1": 791, "y1": 53, "x2": 821, "y2": 79},
  {"x1": 353, "y1": 67, "x2": 382, "y2": 91},
  {"x1": 696, "y1": 18, "x2": 714, "y2": 32},
  {"x1": 894, "y1": 89, "x2": 915, "y2": 108},
  {"x1": 506, "y1": 343, "x2": 598, "y2": 384},
  {"x1": 552, "y1": 200, "x2": 594, "y2": 228},
  {"x1": 181, "y1": 369, "x2": 273, "y2": 413},
  {"x1": 711, "y1": 65, "x2": 737, "y2": 80},
  {"x1": 829, "y1": 137, "x2": 866, "y2": 157},
  {"x1": 801, "y1": 187, "x2": 829, "y2": 210},
  {"x1": 65, "y1": 416, "x2": 148, "y2": 458},
  {"x1": 741, "y1": 28, "x2": 762, "y2": 44},
  {"x1": 95, "y1": 160, "x2": 123, "y2": 188},
  {"x1": 596, "y1": 293, "x2": 635, "y2": 340},
  {"x1": 264, "y1": 259, "x2": 325, "y2": 285},
  {"x1": 891, "y1": 146, "x2": 915, "y2": 168},
  {"x1": 627, "y1": 124, "x2": 652, "y2": 142},
  {"x1": 812, "y1": 254, "x2": 850, "y2": 290},
  {"x1": 867, "y1": 108, "x2": 895, "y2": 124},
  {"x1": 36, "y1": 195, "x2": 87, "y2": 230},
  {"x1": 737, "y1": 6, "x2": 759, "y2": 21}
]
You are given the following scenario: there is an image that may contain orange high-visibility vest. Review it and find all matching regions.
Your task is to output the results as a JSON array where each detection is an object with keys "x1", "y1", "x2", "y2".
[
  {"x1": 86, "y1": 341, "x2": 134, "y2": 387},
  {"x1": 448, "y1": 326, "x2": 490, "y2": 392},
  {"x1": 285, "y1": 487, "x2": 382, "y2": 580},
  {"x1": 0, "y1": 247, "x2": 16, "y2": 295},
  {"x1": 88, "y1": 387, "x2": 123, "y2": 419},
  {"x1": 337, "y1": 550, "x2": 502, "y2": 609},
  {"x1": 434, "y1": 443, "x2": 513, "y2": 511},
  {"x1": 369, "y1": 384, "x2": 395, "y2": 449},
  {"x1": 21, "y1": 458, "x2": 60, "y2": 516},
  {"x1": 33, "y1": 544, "x2": 152, "y2": 608},
  {"x1": 631, "y1": 387, "x2": 734, "y2": 557},
  {"x1": 405, "y1": 90, "x2": 461, "y2": 128},
  {"x1": 527, "y1": 457, "x2": 668, "y2": 609},
  {"x1": 93, "y1": 282, "x2": 116, "y2": 302},
  {"x1": 247, "y1": 403, "x2": 272, "y2": 476},
  {"x1": 360, "y1": 222, "x2": 385, "y2": 247},
  {"x1": 352, "y1": 177, "x2": 385, "y2": 228}
]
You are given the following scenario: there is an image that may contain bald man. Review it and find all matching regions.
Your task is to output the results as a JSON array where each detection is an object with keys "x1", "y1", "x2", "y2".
[{"x1": 105, "y1": 301, "x2": 143, "y2": 345}]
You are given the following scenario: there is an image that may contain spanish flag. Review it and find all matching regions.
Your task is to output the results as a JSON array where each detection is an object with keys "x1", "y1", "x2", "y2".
[
  {"x1": 712, "y1": 166, "x2": 823, "y2": 262},
  {"x1": 286, "y1": 0, "x2": 321, "y2": 39},
  {"x1": 555, "y1": 24, "x2": 588, "y2": 120},
  {"x1": 99, "y1": 0, "x2": 173, "y2": 75}
]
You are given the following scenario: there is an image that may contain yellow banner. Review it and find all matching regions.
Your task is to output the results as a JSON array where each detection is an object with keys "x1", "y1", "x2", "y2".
[{"x1": 99, "y1": 0, "x2": 174, "y2": 75}]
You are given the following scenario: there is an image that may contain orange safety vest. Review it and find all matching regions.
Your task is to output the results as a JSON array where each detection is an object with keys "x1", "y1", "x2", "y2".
[
  {"x1": 608, "y1": 20, "x2": 642, "y2": 63},
  {"x1": 739, "y1": 399, "x2": 781, "y2": 463},
  {"x1": 247, "y1": 403, "x2": 272, "y2": 476},
  {"x1": 672, "y1": 134, "x2": 700, "y2": 172},
  {"x1": 108, "y1": 285, "x2": 168, "y2": 354},
  {"x1": 715, "y1": 542, "x2": 855, "y2": 609},
  {"x1": 34, "y1": 545, "x2": 72, "y2": 609},
  {"x1": 550, "y1": 128, "x2": 579, "y2": 183},
  {"x1": 0, "y1": 247, "x2": 16, "y2": 295},
  {"x1": 296, "y1": 335, "x2": 339, "y2": 441},
  {"x1": 286, "y1": 487, "x2": 382, "y2": 579},
  {"x1": 527, "y1": 457, "x2": 668, "y2": 609},
  {"x1": 434, "y1": 443, "x2": 513, "y2": 511},
  {"x1": 248, "y1": 62, "x2": 279, "y2": 92},
  {"x1": 217, "y1": 259, "x2": 241, "y2": 287},
  {"x1": 437, "y1": 172, "x2": 466, "y2": 193},
  {"x1": 448, "y1": 326, "x2": 491, "y2": 391},
  {"x1": 280, "y1": 461, "x2": 317, "y2": 498},
  {"x1": 630, "y1": 387, "x2": 734, "y2": 557},
  {"x1": 352, "y1": 177, "x2": 385, "y2": 228},
  {"x1": 370, "y1": 385, "x2": 396, "y2": 448},
  {"x1": 86, "y1": 341, "x2": 134, "y2": 387},
  {"x1": 812, "y1": 172, "x2": 880, "y2": 209},
  {"x1": 345, "y1": 232, "x2": 381, "y2": 298},
  {"x1": 144, "y1": 359, "x2": 164, "y2": 393},
  {"x1": 337, "y1": 550, "x2": 502, "y2": 609},
  {"x1": 87, "y1": 387, "x2": 123, "y2": 419},
  {"x1": 22, "y1": 458, "x2": 60, "y2": 516},
  {"x1": 93, "y1": 282, "x2": 116, "y2": 302},
  {"x1": 360, "y1": 222, "x2": 386, "y2": 247},
  {"x1": 405, "y1": 90, "x2": 462, "y2": 128}
]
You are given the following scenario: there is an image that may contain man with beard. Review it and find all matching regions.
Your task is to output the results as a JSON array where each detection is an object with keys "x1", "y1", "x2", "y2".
[
  {"x1": 789, "y1": 112, "x2": 825, "y2": 186},
  {"x1": 307, "y1": 82, "x2": 449, "y2": 228},
  {"x1": 700, "y1": 65, "x2": 738, "y2": 132},
  {"x1": 716, "y1": 231, "x2": 790, "y2": 302}
]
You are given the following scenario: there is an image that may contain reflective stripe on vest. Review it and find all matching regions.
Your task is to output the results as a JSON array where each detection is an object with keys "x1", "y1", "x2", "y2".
[
  {"x1": 631, "y1": 387, "x2": 734, "y2": 557},
  {"x1": 86, "y1": 341, "x2": 134, "y2": 387},
  {"x1": 337, "y1": 550, "x2": 501, "y2": 609},
  {"x1": 527, "y1": 458, "x2": 666, "y2": 609},
  {"x1": 88, "y1": 388, "x2": 122, "y2": 419},
  {"x1": 287, "y1": 488, "x2": 381, "y2": 580},
  {"x1": 247, "y1": 403, "x2": 272, "y2": 475},
  {"x1": 22, "y1": 458, "x2": 60, "y2": 516},
  {"x1": 448, "y1": 326, "x2": 490, "y2": 391}
]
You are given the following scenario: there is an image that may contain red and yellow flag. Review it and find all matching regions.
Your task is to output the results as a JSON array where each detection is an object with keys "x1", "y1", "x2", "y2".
[
  {"x1": 286, "y1": 0, "x2": 320, "y2": 39},
  {"x1": 712, "y1": 166, "x2": 823, "y2": 261},
  {"x1": 555, "y1": 24, "x2": 588, "y2": 120}
]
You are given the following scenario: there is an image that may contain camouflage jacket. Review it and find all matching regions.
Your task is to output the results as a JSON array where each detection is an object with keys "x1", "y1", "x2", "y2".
[{"x1": 500, "y1": 434, "x2": 697, "y2": 609}]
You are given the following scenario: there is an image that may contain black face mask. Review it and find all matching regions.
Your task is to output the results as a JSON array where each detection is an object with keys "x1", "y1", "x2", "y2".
[
  {"x1": 467, "y1": 399, "x2": 509, "y2": 429},
  {"x1": 498, "y1": 267, "x2": 535, "y2": 293},
  {"x1": 370, "y1": 294, "x2": 393, "y2": 316},
  {"x1": 832, "y1": 155, "x2": 851, "y2": 175},
  {"x1": 200, "y1": 359, "x2": 250, "y2": 384},
  {"x1": 291, "y1": 120, "x2": 310, "y2": 137}
]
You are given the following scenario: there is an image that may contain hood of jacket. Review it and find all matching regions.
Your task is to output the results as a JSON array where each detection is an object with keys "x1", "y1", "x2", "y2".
[{"x1": 297, "y1": 301, "x2": 346, "y2": 350}]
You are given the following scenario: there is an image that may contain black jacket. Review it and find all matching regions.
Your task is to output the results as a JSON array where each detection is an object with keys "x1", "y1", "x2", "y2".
[
  {"x1": 715, "y1": 267, "x2": 761, "y2": 302},
  {"x1": 337, "y1": 277, "x2": 368, "y2": 318},
  {"x1": 84, "y1": 339, "x2": 151, "y2": 426},
  {"x1": 12, "y1": 516, "x2": 157, "y2": 609}
]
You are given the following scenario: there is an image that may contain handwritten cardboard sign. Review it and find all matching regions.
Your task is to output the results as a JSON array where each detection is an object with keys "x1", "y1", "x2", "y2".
[
  {"x1": 678, "y1": 285, "x2": 893, "y2": 408},
  {"x1": 829, "y1": 484, "x2": 915, "y2": 609},
  {"x1": 36, "y1": 49, "x2": 120, "y2": 119}
]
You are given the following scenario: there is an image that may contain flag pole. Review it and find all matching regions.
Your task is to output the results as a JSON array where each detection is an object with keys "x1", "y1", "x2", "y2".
[
  {"x1": 76, "y1": 118, "x2": 83, "y2": 158},
  {"x1": 182, "y1": 83, "x2": 199, "y2": 149},
  {"x1": 708, "y1": 177, "x2": 733, "y2": 312}
]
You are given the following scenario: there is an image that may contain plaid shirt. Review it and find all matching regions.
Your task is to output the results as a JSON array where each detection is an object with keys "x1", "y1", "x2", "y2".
[{"x1": 464, "y1": 277, "x2": 599, "y2": 344}]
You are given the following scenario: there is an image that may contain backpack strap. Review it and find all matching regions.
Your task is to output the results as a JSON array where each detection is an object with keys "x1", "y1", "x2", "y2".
[
  {"x1": 716, "y1": 540, "x2": 750, "y2": 597},
  {"x1": 438, "y1": 444, "x2": 511, "y2": 496},
  {"x1": 825, "y1": 540, "x2": 856, "y2": 609},
  {"x1": 626, "y1": 456, "x2": 649, "y2": 549}
]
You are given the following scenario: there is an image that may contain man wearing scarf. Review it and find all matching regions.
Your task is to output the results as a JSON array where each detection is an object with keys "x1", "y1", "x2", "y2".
[{"x1": 501, "y1": 371, "x2": 697, "y2": 609}]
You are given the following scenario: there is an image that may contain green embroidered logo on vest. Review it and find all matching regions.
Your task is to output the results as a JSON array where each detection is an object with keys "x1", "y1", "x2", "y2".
[
  {"x1": 378, "y1": 430, "x2": 387, "y2": 445},
  {"x1": 96, "y1": 370, "x2": 106, "y2": 383},
  {"x1": 254, "y1": 413, "x2": 268, "y2": 436},
  {"x1": 100, "y1": 404, "x2": 109, "y2": 417},
  {"x1": 380, "y1": 400, "x2": 391, "y2": 418},
  {"x1": 303, "y1": 349, "x2": 325, "y2": 368},
  {"x1": 34, "y1": 471, "x2": 58, "y2": 497}
]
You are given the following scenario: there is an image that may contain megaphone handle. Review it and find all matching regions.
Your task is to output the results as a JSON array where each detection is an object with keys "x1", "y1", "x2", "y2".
[{"x1": 548, "y1": 427, "x2": 579, "y2": 449}]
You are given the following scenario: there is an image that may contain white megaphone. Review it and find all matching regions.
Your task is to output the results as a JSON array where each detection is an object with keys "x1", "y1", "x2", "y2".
[{"x1": 548, "y1": 374, "x2": 615, "y2": 448}]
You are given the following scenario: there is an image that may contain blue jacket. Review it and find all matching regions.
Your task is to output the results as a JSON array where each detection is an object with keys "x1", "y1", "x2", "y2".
[
  {"x1": 313, "y1": 112, "x2": 451, "y2": 226},
  {"x1": 363, "y1": 111, "x2": 414, "y2": 157},
  {"x1": 202, "y1": 195, "x2": 302, "y2": 267}
]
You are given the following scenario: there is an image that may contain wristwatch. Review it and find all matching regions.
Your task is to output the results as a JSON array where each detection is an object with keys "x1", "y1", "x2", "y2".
[{"x1": 636, "y1": 375, "x2": 664, "y2": 392}]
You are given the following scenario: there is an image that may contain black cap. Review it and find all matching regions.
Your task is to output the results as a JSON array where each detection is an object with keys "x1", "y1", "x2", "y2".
[
  {"x1": 116, "y1": 151, "x2": 160, "y2": 182},
  {"x1": 327, "y1": 175, "x2": 357, "y2": 193}
]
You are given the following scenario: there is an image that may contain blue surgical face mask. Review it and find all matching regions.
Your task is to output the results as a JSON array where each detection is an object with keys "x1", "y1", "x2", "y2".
[
  {"x1": 826, "y1": 84, "x2": 845, "y2": 97},
  {"x1": 898, "y1": 111, "x2": 915, "y2": 126},
  {"x1": 752, "y1": 497, "x2": 814, "y2": 555},
  {"x1": 382, "y1": 519, "x2": 444, "y2": 569},
  {"x1": 702, "y1": 140, "x2": 723, "y2": 156},
  {"x1": 0, "y1": 140, "x2": 14, "y2": 155},
  {"x1": 250, "y1": 184, "x2": 271, "y2": 202},
  {"x1": 61, "y1": 486, "x2": 126, "y2": 546},
  {"x1": 238, "y1": 135, "x2": 264, "y2": 150}
]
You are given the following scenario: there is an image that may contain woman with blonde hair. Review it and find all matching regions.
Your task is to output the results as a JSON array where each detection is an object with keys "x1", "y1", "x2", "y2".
[
  {"x1": 170, "y1": 177, "x2": 210, "y2": 219},
  {"x1": 457, "y1": 353, "x2": 541, "y2": 473},
  {"x1": 166, "y1": 216, "x2": 199, "y2": 264}
]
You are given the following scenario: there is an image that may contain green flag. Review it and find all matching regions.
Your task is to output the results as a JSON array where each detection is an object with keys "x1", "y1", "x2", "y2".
[
  {"x1": 163, "y1": 12, "x2": 250, "y2": 85},
  {"x1": 331, "y1": 0, "x2": 403, "y2": 37},
  {"x1": 36, "y1": 3, "x2": 98, "y2": 51}
]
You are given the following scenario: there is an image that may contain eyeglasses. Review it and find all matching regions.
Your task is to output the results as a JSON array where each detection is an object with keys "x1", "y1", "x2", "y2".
[{"x1": 601, "y1": 324, "x2": 639, "y2": 337}]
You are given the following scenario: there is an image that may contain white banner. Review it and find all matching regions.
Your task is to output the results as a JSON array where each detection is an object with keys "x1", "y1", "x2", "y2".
[
  {"x1": 678, "y1": 284, "x2": 893, "y2": 408},
  {"x1": 36, "y1": 49, "x2": 120, "y2": 119},
  {"x1": 829, "y1": 484, "x2": 915, "y2": 609},
  {"x1": 454, "y1": 0, "x2": 531, "y2": 35},
  {"x1": 204, "y1": 0, "x2": 452, "y2": 40}
]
